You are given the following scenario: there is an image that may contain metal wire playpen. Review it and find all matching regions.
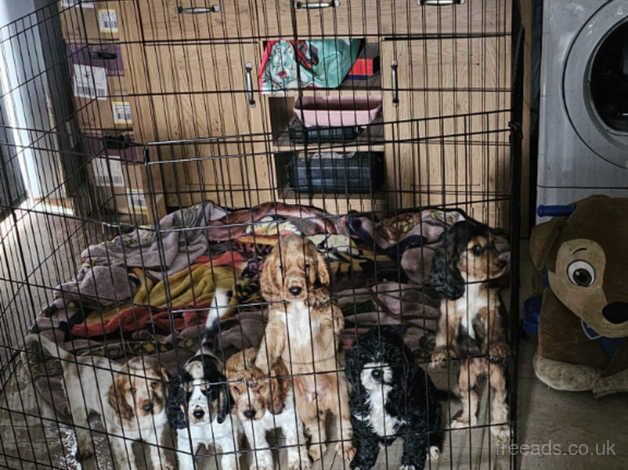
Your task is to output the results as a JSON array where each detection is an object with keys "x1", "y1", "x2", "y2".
[{"x1": 0, "y1": 0, "x2": 522, "y2": 468}]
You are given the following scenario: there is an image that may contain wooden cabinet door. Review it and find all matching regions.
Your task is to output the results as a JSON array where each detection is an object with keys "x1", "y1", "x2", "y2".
[
  {"x1": 381, "y1": 39, "x2": 511, "y2": 227},
  {"x1": 128, "y1": 42, "x2": 272, "y2": 208}
]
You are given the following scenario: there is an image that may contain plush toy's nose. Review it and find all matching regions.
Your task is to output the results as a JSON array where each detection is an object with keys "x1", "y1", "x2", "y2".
[{"x1": 602, "y1": 302, "x2": 628, "y2": 324}]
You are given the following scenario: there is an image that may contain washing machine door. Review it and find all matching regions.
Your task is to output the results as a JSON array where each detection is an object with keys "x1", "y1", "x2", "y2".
[{"x1": 564, "y1": 0, "x2": 628, "y2": 168}]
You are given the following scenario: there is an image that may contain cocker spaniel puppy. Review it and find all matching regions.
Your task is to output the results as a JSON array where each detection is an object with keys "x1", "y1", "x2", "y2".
[
  {"x1": 27, "y1": 333, "x2": 171, "y2": 469},
  {"x1": 168, "y1": 350, "x2": 239, "y2": 470},
  {"x1": 429, "y1": 220, "x2": 510, "y2": 441},
  {"x1": 346, "y1": 327, "x2": 444, "y2": 470},
  {"x1": 255, "y1": 235, "x2": 355, "y2": 463},
  {"x1": 226, "y1": 348, "x2": 310, "y2": 470}
]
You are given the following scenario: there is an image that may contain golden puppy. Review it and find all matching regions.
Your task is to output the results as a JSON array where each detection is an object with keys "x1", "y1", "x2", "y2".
[{"x1": 255, "y1": 235, "x2": 354, "y2": 463}]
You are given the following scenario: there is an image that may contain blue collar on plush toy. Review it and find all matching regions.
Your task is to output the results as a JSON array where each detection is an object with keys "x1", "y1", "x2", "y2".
[{"x1": 580, "y1": 320, "x2": 622, "y2": 357}]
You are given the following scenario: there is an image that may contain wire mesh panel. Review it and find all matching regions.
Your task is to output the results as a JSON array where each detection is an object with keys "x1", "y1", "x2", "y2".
[{"x1": 0, "y1": 0, "x2": 522, "y2": 468}]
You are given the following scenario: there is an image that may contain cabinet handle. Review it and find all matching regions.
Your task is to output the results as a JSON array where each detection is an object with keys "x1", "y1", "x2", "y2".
[
  {"x1": 245, "y1": 63, "x2": 255, "y2": 107},
  {"x1": 419, "y1": 0, "x2": 464, "y2": 5},
  {"x1": 391, "y1": 61, "x2": 399, "y2": 107},
  {"x1": 177, "y1": 5, "x2": 221, "y2": 14},
  {"x1": 294, "y1": 0, "x2": 340, "y2": 10}
]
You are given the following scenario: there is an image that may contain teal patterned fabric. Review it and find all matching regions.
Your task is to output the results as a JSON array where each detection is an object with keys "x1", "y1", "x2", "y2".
[{"x1": 261, "y1": 39, "x2": 362, "y2": 93}]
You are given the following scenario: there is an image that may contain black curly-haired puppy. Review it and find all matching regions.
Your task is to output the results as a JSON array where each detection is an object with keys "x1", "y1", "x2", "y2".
[{"x1": 346, "y1": 326, "x2": 444, "y2": 470}]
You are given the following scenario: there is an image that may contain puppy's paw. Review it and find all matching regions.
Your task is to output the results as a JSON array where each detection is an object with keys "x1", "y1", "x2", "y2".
[
  {"x1": 491, "y1": 424, "x2": 510, "y2": 443},
  {"x1": 489, "y1": 342, "x2": 509, "y2": 362},
  {"x1": 251, "y1": 454, "x2": 274, "y2": 470},
  {"x1": 308, "y1": 444, "x2": 324, "y2": 462},
  {"x1": 400, "y1": 465, "x2": 416, "y2": 470},
  {"x1": 289, "y1": 458, "x2": 311, "y2": 470},
  {"x1": 429, "y1": 346, "x2": 452, "y2": 368},
  {"x1": 337, "y1": 442, "x2": 356, "y2": 463},
  {"x1": 253, "y1": 463, "x2": 273, "y2": 470},
  {"x1": 429, "y1": 446, "x2": 440, "y2": 462},
  {"x1": 288, "y1": 450, "x2": 311, "y2": 470},
  {"x1": 451, "y1": 414, "x2": 476, "y2": 429}
]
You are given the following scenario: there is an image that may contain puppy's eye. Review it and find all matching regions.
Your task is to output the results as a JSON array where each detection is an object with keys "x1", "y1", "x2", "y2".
[
  {"x1": 151, "y1": 381, "x2": 160, "y2": 389},
  {"x1": 567, "y1": 260, "x2": 595, "y2": 287},
  {"x1": 129, "y1": 387, "x2": 137, "y2": 394},
  {"x1": 371, "y1": 369, "x2": 383, "y2": 380},
  {"x1": 471, "y1": 245, "x2": 483, "y2": 256}
]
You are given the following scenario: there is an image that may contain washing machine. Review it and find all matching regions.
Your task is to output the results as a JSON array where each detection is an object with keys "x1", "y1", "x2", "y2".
[{"x1": 537, "y1": 0, "x2": 628, "y2": 214}]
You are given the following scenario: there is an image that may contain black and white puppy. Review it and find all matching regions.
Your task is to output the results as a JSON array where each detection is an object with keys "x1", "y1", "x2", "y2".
[
  {"x1": 168, "y1": 290, "x2": 241, "y2": 469},
  {"x1": 345, "y1": 327, "x2": 444, "y2": 470}
]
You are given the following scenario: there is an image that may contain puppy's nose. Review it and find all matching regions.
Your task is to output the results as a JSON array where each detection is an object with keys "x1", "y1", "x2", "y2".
[
  {"x1": 143, "y1": 402, "x2": 154, "y2": 413},
  {"x1": 193, "y1": 408, "x2": 205, "y2": 419},
  {"x1": 288, "y1": 286, "x2": 302, "y2": 296},
  {"x1": 603, "y1": 302, "x2": 628, "y2": 324},
  {"x1": 243, "y1": 408, "x2": 256, "y2": 419}
]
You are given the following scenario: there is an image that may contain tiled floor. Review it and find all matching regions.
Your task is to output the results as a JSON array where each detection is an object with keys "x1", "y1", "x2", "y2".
[{"x1": 2, "y1": 214, "x2": 627, "y2": 469}]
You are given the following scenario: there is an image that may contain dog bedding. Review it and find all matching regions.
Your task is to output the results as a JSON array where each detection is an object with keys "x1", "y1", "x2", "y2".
[{"x1": 0, "y1": 201, "x2": 507, "y2": 467}]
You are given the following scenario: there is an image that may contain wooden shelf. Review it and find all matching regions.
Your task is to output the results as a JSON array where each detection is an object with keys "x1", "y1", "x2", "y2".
[
  {"x1": 273, "y1": 115, "x2": 385, "y2": 152},
  {"x1": 276, "y1": 185, "x2": 386, "y2": 215}
]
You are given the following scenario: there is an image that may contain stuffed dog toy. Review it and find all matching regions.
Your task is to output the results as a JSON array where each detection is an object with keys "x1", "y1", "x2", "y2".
[{"x1": 530, "y1": 195, "x2": 628, "y2": 397}]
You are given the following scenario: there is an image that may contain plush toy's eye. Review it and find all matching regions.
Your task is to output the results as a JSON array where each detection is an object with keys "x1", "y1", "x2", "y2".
[
  {"x1": 471, "y1": 245, "x2": 483, "y2": 256},
  {"x1": 567, "y1": 260, "x2": 595, "y2": 287}
]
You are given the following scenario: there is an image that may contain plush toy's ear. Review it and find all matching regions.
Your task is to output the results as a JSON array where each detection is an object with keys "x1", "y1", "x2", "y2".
[{"x1": 529, "y1": 218, "x2": 565, "y2": 271}]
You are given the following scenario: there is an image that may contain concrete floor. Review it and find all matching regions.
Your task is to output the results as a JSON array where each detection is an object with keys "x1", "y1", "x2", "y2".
[{"x1": 2, "y1": 212, "x2": 627, "y2": 469}]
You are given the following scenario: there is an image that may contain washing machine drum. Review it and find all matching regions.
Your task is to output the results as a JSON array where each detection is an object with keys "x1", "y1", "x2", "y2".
[{"x1": 564, "y1": 1, "x2": 628, "y2": 168}]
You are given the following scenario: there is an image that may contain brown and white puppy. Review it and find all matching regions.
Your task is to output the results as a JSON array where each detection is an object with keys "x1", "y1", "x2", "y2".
[
  {"x1": 226, "y1": 348, "x2": 310, "y2": 470},
  {"x1": 428, "y1": 221, "x2": 510, "y2": 441},
  {"x1": 255, "y1": 235, "x2": 355, "y2": 463},
  {"x1": 27, "y1": 333, "x2": 171, "y2": 469}
]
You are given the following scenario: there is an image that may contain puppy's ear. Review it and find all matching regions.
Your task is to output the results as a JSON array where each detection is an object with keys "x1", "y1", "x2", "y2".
[
  {"x1": 166, "y1": 374, "x2": 188, "y2": 429},
  {"x1": 213, "y1": 376, "x2": 232, "y2": 424},
  {"x1": 343, "y1": 346, "x2": 362, "y2": 388},
  {"x1": 160, "y1": 367, "x2": 169, "y2": 384},
  {"x1": 108, "y1": 377, "x2": 134, "y2": 423},
  {"x1": 314, "y1": 248, "x2": 330, "y2": 288},
  {"x1": 429, "y1": 228, "x2": 465, "y2": 300},
  {"x1": 268, "y1": 361, "x2": 289, "y2": 415},
  {"x1": 261, "y1": 247, "x2": 282, "y2": 302}
]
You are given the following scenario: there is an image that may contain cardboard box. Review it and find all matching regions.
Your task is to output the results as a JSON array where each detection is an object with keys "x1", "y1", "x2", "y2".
[
  {"x1": 60, "y1": 1, "x2": 122, "y2": 41},
  {"x1": 86, "y1": 133, "x2": 166, "y2": 224}
]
